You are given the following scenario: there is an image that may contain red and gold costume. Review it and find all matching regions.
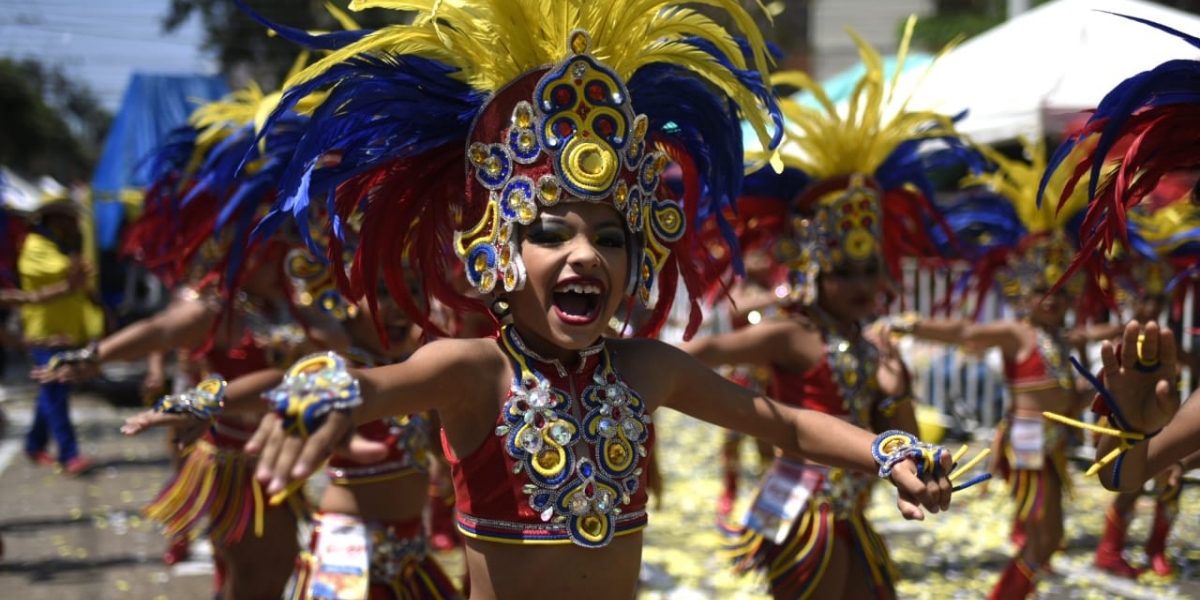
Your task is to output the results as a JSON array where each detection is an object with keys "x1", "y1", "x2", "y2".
[{"x1": 716, "y1": 20, "x2": 973, "y2": 599}]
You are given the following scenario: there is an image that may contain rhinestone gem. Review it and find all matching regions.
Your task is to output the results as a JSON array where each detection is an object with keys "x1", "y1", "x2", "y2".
[
  {"x1": 520, "y1": 429, "x2": 543, "y2": 452},
  {"x1": 549, "y1": 422, "x2": 572, "y2": 445},
  {"x1": 620, "y1": 419, "x2": 640, "y2": 439},
  {"x1": 597, "y1": 417, "x2": 616, "y2": 438},
  {"x1": 570, "y1": 493, "x2": 589, "y2": 514}
]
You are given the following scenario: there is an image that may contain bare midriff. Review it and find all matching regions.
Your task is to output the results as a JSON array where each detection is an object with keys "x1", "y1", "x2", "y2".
[{"x1": 463, "y1": 533, "x2": 643, "y2": 600}]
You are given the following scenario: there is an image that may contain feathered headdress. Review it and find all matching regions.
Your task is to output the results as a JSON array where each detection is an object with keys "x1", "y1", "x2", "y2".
[
  {"x1": 756, "y1": 18, "x2": 975, "y2": 306},
  {"x1": 1110, "y1": 199, "x2": 1200, "y2": 302},
  {"x1": 125, "y1": 55, "x2": 326, "y2": 293},
  {"x1": 253, "y1": 0, "x2": 782, "y2": 340},
  {"x1": 1044, "y1": 13, "x2": 1200, "y2": 278},
  {"x1": 930, "y1": 135, "x2": 1106, "y2": 318}
]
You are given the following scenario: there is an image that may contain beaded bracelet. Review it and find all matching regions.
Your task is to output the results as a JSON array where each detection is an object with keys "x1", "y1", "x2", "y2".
[
  {"x1": 264, "y1": 352, "x2": 362, "y2": 438},
  {"x1": 153, "y1": 376, "x2": 227, "y2": 421},
  {"x1": 46, "y1": 340, "x2": 100, "y2": 371},
  {"x1": 888, "y1": 312, "x2": 919, "y2": 336},
  {"x1": 872, "y1": 430, "x2": 943, "y2": 479},
  {"x1": 872, "y1": 430, "x2": 993, "y2": 492},
  {"x1": 876, "y1": 394, "x2": 914, "y2": 419}
]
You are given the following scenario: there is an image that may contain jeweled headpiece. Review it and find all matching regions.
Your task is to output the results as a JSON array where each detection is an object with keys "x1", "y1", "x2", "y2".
[
  {"x1": 760, "y1": 19, "x2": 974, "y2": 305},
  {"x1": 1110, "y1": 201, "x2": 1200, "y2": 303},
  {"x1": 946, "y1": 137, "x2": 1093, "y2": 304},
  {"x1": 256, "y1": 0, "x2": 781, "y2": 339}
]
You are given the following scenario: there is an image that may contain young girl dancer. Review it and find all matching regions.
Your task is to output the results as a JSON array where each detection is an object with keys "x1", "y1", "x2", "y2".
[
  {"x1": 680, "y1": 24, "x2": 982, "y2": 599},
  {"x1": 885, "y1": 138, "x2": 1105, "y2": 599},
  {"x1": 228, "y1": 2, "x2": 964, "y2": 598},
  {"x1": 37, "y1": 81, "x2": 339, "y2": 599}
]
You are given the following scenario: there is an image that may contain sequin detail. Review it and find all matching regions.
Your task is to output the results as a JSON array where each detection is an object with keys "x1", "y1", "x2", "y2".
[{"x1": 494, "y1": 325, "x2": 651, "y2": 548}]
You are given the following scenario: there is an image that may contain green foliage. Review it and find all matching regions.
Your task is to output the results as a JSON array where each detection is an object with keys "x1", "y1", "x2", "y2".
[
  {"x1": 908, "y1": 13, "x2": 1005, "y2": 51},
  {"x1": 906, "y1": 0, "x2": 1058, "y2": 51},
  {"x1": 163, "y1": 0, "x2": 414, "y2": 87},
  {"x1": 0, "y1": 58, "x2": 112, "y2": 181}
]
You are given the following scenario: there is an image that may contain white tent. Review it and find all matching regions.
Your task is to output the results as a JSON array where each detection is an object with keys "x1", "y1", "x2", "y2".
[
  {"x1": 902, "y1": 0, "x2": 1200, "y2": 144},
  {"x1": 0, "y1": 167, "x2": 43, "y2": 213}
]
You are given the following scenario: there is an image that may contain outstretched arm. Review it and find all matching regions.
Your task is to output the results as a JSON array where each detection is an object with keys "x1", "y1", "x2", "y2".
[
  {"x1": 33, "y1": 296, "x2": 217, "y2": 382},
  {"x1": 891, "y1": 316, "x2": 1023, "y2": 357},
  {"x1": 246, "y1": 337, "x2": 494, "y2": 495},
  {"x1": 657, "y1": 340, "x2": 953, "y2": 520},
  {"x1": 680, "y1": 319, "x2": 809, "y2": 370}
]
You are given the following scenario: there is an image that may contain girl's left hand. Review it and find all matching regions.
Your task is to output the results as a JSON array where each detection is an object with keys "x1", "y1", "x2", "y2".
[{"x1": 888, "y1": 452, "x2": 954, "y2": 521}]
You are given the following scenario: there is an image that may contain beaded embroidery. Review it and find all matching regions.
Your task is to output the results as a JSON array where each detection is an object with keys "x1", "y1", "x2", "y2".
[
  {"x1": 807, "y1": 307, "x2": 880, "y2": 426},
  {"x1": 1031, "y1": 325, "x2": 1075, "y2": 392},
  {"x1": 493, "y1": 325, "x2": 651, "y2": 548}
]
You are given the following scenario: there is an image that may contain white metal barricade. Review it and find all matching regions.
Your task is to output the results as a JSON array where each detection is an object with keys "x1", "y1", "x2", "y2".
[{"x1": 900, "y1": 259, "x2": 1198, "y2": 431}]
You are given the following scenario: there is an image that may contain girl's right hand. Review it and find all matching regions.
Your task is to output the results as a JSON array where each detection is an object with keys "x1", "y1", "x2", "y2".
[
  {"x1": 1100, "y1": 321, "x2": 1180, "y2": 434},
  {"x1": 246, "y1": 412, "x2": 388, "y2": 495}
]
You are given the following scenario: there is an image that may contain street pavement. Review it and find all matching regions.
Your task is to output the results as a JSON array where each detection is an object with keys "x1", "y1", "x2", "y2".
[{"x1": 3, "y1": 386, "x2": 1200, "y2": 599}]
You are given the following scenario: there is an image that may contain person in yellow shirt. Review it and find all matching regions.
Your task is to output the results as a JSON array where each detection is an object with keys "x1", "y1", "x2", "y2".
[{"x1": 18, "y1": 196, "x2": 100, "y2": 475}]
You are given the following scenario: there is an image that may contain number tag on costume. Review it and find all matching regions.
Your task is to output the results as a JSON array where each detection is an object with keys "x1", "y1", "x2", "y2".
[
  {"x1": 743, "y1": 459, "x2": 822, "y2": 545},
  {"x1": 1010, "y1": 415, "x2": 1045, "y2": 471},
  {"x1": 309, "y1": 513, "x2": 370, "y2": 600}
]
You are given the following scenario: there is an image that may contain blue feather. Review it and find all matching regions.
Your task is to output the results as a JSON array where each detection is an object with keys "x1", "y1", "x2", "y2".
[
  {"x1": 251, "y1": 53, "x2": 484, "y2": 253},
  {"x1": 232, "y1": 0, "x2": 371, "y2": 51}
]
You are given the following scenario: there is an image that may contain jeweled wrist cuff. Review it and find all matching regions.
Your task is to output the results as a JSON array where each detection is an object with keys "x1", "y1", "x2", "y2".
[
  {"x1": 876, "y1": 394, "x2": 914, "y2": 419},
  {"x1": 154, "y1": 376, "x2": 227, "y2": 421},
  {"x1": 265, "y1": 352, "x2": 362, "y2": 438},
  {"x1": 888, "y1": 312, "x2": 919, "y2": 336},
  {"x1": 46, "y1": 340, "x2": 100, "y2": 371},
  {"x1": 871, "y1": 430, "x2": 944, "y2": 479}
]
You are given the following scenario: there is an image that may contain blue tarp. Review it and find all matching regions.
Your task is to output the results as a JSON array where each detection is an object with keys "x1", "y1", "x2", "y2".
[{"x1": 91, "y1": 72, "x2": 229, "y2": 250}]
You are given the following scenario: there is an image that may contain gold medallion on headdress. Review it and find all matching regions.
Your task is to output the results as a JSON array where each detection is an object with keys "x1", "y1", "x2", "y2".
[{"x1": 454, "y1": 31, "x2": 677, "y2": 301}]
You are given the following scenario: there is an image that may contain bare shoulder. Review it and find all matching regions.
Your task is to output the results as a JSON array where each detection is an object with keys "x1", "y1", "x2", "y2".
[
  {"x1": 415, "y1": 336, "x2": 507, "y2": 372},
  {"x1": 608, "y1": 337, "x2": 706, "y2": 410}
]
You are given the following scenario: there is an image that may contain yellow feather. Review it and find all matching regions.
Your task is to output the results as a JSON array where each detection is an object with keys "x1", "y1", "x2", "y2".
[
  {"x1": 770, "y1": 18, "x2": 967, "y2": 182},
  {"x1": 284, "y1": 0, "x2": 777, "y2": 151},
  {"x1": 325, "y1": 1, "x2": 362, "y2": 31}
]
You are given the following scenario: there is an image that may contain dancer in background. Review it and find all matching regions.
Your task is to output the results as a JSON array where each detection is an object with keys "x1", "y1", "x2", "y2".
[
  {"x1": 678, "y1": 21, "x2": 982, "y2": 599},
  {"x1": 885, "y1": 137, "x2": 1107, "y2": 600},
  {"x1": 37, "y1": 75, "x2": 342, "y2": 599},
  {"x1": 19, "y1": 190, "x2": 102, "y2": 475}
]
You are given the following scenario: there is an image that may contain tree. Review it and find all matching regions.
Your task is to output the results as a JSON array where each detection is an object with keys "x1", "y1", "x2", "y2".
[
  {"x1": 163, "y1": 0, "x2": 413, "y2": 89},
  {"x1": 0, "y1": 58, "x2": 112, "y2": 181}
]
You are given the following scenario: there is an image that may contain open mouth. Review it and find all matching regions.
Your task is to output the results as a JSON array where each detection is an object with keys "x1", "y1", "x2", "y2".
[{"x1": 552, "y1": 277, "x2": 605, "y2": 326}]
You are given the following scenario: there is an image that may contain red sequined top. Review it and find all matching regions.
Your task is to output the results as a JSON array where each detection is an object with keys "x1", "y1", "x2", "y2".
[
  {"x1": 205, "y1": 334, "x2": 270, "y2": 449},
  {"x1": 1003, "y1": 329, "x2": 1073, "y2": 393},
  {"x1": 444, "y1": 326, "x2": 654, "y2": 548}
]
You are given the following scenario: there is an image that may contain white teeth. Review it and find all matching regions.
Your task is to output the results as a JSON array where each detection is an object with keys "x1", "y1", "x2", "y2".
[{"x1": 559, "y1": 282, "x2": 602, "y2": 295}]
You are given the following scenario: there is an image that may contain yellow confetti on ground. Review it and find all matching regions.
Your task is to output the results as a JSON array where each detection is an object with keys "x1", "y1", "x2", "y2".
[
  {"x1": 644, "y1": 409, "x2": 1200, "y2": 599},
  {"x1": 115, "y1": 579, "x2": 130, "y2": 592}
]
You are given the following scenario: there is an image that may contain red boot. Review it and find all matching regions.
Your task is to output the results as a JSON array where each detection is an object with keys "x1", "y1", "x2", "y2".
[
  {"x1": 1145, "y1": 502, "x2": 1176, "y2": 577},
  {"x1": 163, "y1": 535, "x2": 190, "y2": 565},
  {"x1": 987, "y1": 558, "x2": 1036, "y2": 600},
  {"x1": 1010, "y1": 517, "x2": 1026, "y2": 549},
  {"x1": 717, "y1": 468, "x2": 738, "y2": 519},
  {"x1": 1094, "y1": 507, "x2": 1139, "y2": 578}
]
